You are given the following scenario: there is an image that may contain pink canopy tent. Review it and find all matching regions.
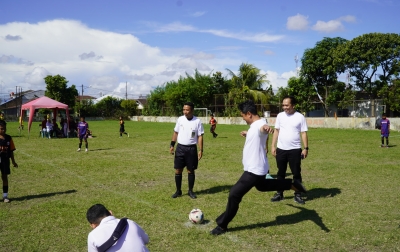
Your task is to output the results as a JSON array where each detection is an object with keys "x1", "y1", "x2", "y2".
[{"x1": 20, "y1": 96, "x2": 69, "y2": 137}]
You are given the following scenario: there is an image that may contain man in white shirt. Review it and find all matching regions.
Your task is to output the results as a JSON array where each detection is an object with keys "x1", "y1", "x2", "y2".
[
  {"x1": 87, "y1": 204, "x2": 149, "y2": 252},
  {"x1": 169, "y1": 102, "x2": 204, "y2": 199},
  {"x1": 210, "y1": 100, "x2": 306, "y2": 235},
  {"x1": 271, "y1": 96, "x2": 309, "y2": 204}
]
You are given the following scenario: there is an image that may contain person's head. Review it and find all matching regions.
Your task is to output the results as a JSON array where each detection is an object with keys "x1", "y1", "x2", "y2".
[
  {"x1": 238, "y1": 100, "x2": 258, "y2": 125},
  {"x1": 119, "y1": 116, "x2": 122, "y2": 120},
  {"x1": 282, "y1": 96, "x2": 296, "y2": 115},
  {"x1": 382, "y1": 113, "x2": 386, "y2": 119},
  {"x1": 86, "y1": 204, "x2": 112, "y2": 229},
  {"x1": 210, "y1": 114, "x2": 214, "y2": 118},
  {"x1": 183, "y1": 102, "x2": 194, "y2": 119},
  {"x1": 80, "y1": 116, "x2": 85, "y2": 122},
  {"x1": 0, "y1": 120, "x2": 6, "y2": 135}
]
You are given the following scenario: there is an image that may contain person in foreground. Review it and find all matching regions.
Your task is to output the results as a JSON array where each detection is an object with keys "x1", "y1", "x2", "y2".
[
  {"x1": 169, "y1": 102, "x2": 204, "y2": 199},
  {"x1": 270, "y1": 96, "x2": 308, "y2": 204},
  {"x1": 210, "y1": 100, "x2": 306, "y2": 235},
  {"x1": 87, "y1": 204, "x2": 149, "y2": 252},
  {"x1": 0, "y1": 120, "x2": 18, "y2": 203}
]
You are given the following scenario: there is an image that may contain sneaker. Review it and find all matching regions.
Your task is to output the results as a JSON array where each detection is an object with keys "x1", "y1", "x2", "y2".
[
  {"x1": 294, "y1": 194, "x2": 305, "y2": 204},
  {"x1": 85, "y1": 148, "x2": 88, "y2": 152},
  {"x1": 77, "y1": 148, "x2": 81, "y2": 152},
  {"x1": 3, "y1": 197, "x2": 10, "y2": 203},
  {"x1": 127, "y1": 133, "x2": 130, "y2": 137},
  {"x1": 210, "y1": 226, "x2": 227, "y2": 235},
  {"x1": 386, "y1": 145, "x2": 389, "y2": 148},
  {"x1": 188, "y1": 190, "x2": 197, "y2": 199},
  {"x1": 292, "y1": 180, "x2": 307, "y2": 193},
  {"x1": 171, "y1": 190, "x2": 182, "y2": 198},
  {"x1": 265, "y1": 174, "x2": 274, "y2": 179},
  {"x1": 271, "y1": 193, "x2": 284, "y2": 202}
]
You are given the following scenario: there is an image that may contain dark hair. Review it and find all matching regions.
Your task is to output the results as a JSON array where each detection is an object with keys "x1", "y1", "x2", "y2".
[
  {"x1": 283, "y1": 96, "x2": 297, "y2": 106},
  {"x1": 0, "y1": 120, "x2": 6, "y2": 130},
  {"x1": 382, "y1": 113, "x2": 386, "y2": 117},
  {"x1": 184, "y1": 102, "x2": 194, "y2": 110},
  {"x1": 80, "y1": 116, "x2": 85, "y2": 119},
  {"x1": 86, "y1": 204, "x2": 111, "y2": 224},
  {"x1": 238, "y1": 100, "x2": 257, "y2": 115}
]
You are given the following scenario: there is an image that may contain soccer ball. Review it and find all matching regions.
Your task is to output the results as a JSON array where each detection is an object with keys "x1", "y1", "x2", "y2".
[{"x1": 189, "y1": 208, "x2": 204, "y2": 224}]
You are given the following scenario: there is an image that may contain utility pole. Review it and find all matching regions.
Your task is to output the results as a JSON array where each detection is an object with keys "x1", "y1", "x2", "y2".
[
  {"x1": 125, "y1": 82, "x2": 128, "y2": 100},
  {"x1": 294, "y1": 54, "x2": 299, "y2": 77}
]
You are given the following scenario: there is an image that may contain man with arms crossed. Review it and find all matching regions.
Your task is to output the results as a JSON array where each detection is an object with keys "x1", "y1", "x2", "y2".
[
  {"x1": 271, "y1": 96, "x2": 309, "y2": 204},
  {"x1": 170, "y1": 102, "x2": 204, "y2": 199}
]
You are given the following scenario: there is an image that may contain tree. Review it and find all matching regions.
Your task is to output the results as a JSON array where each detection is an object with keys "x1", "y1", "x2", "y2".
[
  {"x1": 286, "y1": 77, "x2": 317, "y2": 114},
  {"x1": 226, "y1": 63, "x2": 270, "y2": 109},
  {"x1": 378, "y1": 79, "x2": 400, "y2": 112},
  {"x1": 44, "y1": 75, "x2": 78, "y2": 108},
  {"x1": 300, "y1": 37, "x2": 348, "y2": 116},
  {"x1": 121, "y1": 100, "x2": 138, "y2": 116},
  {"x1": 95, "y1": 96, "x2": 122, "y2": 117},
  {"x1": 334, "y1": 33, "x2": 400, "y2": 98}
]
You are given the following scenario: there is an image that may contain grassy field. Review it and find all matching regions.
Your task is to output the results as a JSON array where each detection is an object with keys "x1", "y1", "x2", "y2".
[{"x1": 0, "y1": 120, "x2": 399, "y2": 252}]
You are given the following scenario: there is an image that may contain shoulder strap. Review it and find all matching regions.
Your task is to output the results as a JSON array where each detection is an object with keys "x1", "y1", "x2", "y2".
[{"x1": 97, "y1": 218, "x2": 128, "y2": 252}]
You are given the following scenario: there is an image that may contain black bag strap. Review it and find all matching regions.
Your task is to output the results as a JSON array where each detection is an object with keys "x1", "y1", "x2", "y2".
[{"x1": 97, "y1": 218, "x2": 128, "y2": 252}]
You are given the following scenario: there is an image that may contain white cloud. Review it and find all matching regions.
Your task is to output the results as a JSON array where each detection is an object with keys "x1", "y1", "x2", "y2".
[
  {"x1": 0, "y1": 19, "x2": 182, "y2": 96},
  {"x1": 312, "y1": 15, "x2": 356, "y2": 33},
  {"x1": 286, "y1": 14, "x2": 309, "y2": 31},
  {"x1": 264, "y1": 70, "x2": 296, "y2": 90},
  {"x1": 189, "y1": 11, "x2": 206, "y2": 17},
  {"x1": 312, "y1": 20, "x2": 344, "y2": 33},
  {"x1": 153, "y1": 22, "x2": 285, "y2": 43},
  {"x1": 24, "y1": 67, "x2": 51, "y2": 88},
  {"x1": 264, "y1": 50, "x2": 275, "y2": 55}
]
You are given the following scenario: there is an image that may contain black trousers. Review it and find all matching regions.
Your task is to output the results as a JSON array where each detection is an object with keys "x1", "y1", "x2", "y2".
[
  {"x1": 275, "y1": 148, "x2": 302, "y2": 193},
  {"x1": 216, "y1": 171, "x2": 292, "y2": 229}
]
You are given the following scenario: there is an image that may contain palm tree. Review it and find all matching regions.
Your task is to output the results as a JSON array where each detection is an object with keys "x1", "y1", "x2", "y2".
[{"x1": 226, "y1": 63, "x2": 270, "y2": 104}]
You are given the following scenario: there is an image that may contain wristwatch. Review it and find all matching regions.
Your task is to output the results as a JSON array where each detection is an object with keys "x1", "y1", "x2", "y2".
[{"x1": 304, "y1": 147, "x2": 309, "y2": 150}]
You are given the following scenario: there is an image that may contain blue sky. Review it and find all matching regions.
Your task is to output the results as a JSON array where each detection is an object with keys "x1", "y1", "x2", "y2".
[{"x1": 0, "y1": 0, "x2": 399, "y2": 99}]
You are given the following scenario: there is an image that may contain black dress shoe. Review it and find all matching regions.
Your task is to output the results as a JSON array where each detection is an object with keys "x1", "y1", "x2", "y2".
[
  {"x1": 171, "y1": 190, "x2": 182, "y2": 198},
  {"x1": 210, "y1": 226, "x2": 227, "y2": 235},
  {"x1": 188, "y1": 190, "x2": 197, "y2": 199},
  {"x1": 294, "y1": 194, "x2": 305, "y2": 204},
  {"x1": 270, "y1": 193, "x2": 284, "y2": 202}
]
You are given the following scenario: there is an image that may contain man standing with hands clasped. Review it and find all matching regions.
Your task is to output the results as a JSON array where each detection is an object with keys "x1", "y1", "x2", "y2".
[
  {"x1": 170, "y1": 102, "x2": 204, "y2": 199},
  {"x1": 271, "y1": 96, "x2": 309, "y2": 204}
]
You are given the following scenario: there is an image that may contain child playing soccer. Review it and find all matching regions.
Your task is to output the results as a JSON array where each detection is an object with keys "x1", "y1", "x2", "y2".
[
  {"x1": 119, "y1": 116, "x2": 129, "y2": 138},
  {"x1": 77, "y1": 116, "x2": 89, "y2": 152},
  {"x1": 0, "y1": 120, "x2": 18, "y2": 203},
  {"x1": 380, "y1": 113, "x2": 390, "y2": 148}
]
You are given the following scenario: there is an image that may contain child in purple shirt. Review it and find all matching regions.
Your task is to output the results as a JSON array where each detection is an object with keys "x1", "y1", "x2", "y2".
[{"x1": 380, "y1": 113, "x2": 390, "y2": 148}]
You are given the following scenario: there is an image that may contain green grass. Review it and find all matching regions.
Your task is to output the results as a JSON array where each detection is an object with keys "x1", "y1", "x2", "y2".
[{"x1": 0, "y1": 120, "x2": 399, "y2": 251}]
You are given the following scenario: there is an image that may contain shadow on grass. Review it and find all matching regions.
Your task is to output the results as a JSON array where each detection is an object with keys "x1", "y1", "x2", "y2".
[
  {"x1": 230, "y1": 203, "x2": 330, "y2": 233},
  {"x1": 11, "y1": 189, "x2": 77, "y2": 202},
  {"x1": 305, "y1": 187, "x2": 341, "y2": 201},
  {"x1": 196, "y1": 185, "x2": 233, "y2": 195},
  {"x1": 88, "y1": 148, "x2": 113, "y2": 151}
]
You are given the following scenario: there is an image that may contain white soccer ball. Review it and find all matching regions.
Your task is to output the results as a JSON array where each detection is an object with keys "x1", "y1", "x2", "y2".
[{"x1": 189, "y1": 208, "x2": 204, "y2": 224}]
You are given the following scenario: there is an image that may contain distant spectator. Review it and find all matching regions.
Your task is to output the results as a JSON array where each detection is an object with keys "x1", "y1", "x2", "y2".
[{"x1": 46, "y1": 119, "x2": 53, "y2": 139}]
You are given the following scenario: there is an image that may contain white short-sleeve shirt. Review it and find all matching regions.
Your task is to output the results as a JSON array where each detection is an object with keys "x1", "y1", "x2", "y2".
[
  {"x1": 242, "y1": 118, "x2": 270, "y2": 176},
  {"x1": 275, "y1": 111, "x2": 308, "y2": 150},
  {"x1": 174, "y1": 115, "x2": 204, "y2": 145},
  {"x1": 87, "y1": 216, "x2": 149, "y2": 252}
]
